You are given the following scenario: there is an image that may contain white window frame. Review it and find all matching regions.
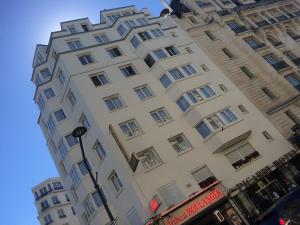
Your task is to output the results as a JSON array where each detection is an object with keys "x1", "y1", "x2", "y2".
[
  {"x1": 150, "y1": 108, "x2": 172, "y2": 125},
  {"x1": 137, "y1": 147, "x2": 162, "y2": 170},
  {"x1": 119, "y1": 119, "x2": 143, "y2": 138},
  {"x1": 168, "y1": 133, "x2": 192, "y2": 153}
]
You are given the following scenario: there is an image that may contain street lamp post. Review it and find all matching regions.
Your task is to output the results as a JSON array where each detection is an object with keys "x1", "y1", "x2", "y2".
[{"x1": 72, "y1": 126, "x2": 117, "y2": 225}]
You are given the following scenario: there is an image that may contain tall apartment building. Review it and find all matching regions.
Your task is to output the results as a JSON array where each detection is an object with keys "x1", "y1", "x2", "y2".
[
  {"x1": 167, "y1": 0, "x2": 300, "y2": 140},
  {"x1": 31, "y1": 5, "x2": 299, "y2": 225},
  {"x1": 32, "y1": 178, "x2": 80, "y2": 225}
]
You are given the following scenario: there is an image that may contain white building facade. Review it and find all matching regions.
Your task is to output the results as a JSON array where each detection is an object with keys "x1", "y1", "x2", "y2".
[
  {"x1": 31, "y1": 5, "x2": 299, "y2": 225},
  {"x1": 32, "y1": 177, "x2": 80, "y2": 225}
]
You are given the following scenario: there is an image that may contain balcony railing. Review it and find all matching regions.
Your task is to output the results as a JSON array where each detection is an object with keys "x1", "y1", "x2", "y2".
[
  {"x1": 286, "y1": 13, "x2": 296, "y2": 18},
  {"x1": 271, "y1": 61, "x2": 290, "y2": 71},
  {"x1": 252, "y1": 43, "x2": 267, "y2": 50},
  {"x1": 292, "y1": 58, "x2": 300, "y2": 66},
  {"x1": 256, "y1": 20, "x2": 271, "y2": 27},
  {"x1": 269, "y1": 18, "x2": 277, "y2": 24},
  {"x1": 276, "y1": 15, "x2": 289, "y2": 22},
  {"x1": 231, "y1": 25, "x2": 248, "y2": 34}
]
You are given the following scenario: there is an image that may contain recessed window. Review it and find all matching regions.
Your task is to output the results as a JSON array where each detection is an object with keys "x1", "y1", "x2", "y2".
[
  {"x1": 137, "y1": 147, "x2": 162, "y2": 170},
  {"x1": 107, "y1": 47, "x2": 122, "y2": 58},
  {"x1": 150, "y1": 108, "x2": 172, "y2": 125},
  {"x1": 47, "y1": 115, "x2": 56, "y2": 134},
  {"x1": 57, "y1": 139, "x2": 68, "y2": 159},
  {"x1": 78, "y1": 54, "x2": 93, "y2": 65},
  {"x1": 117, "y1": 24, "x2": 127, "y2": 36},
  {"x1": 186, "y1": 47, "x2": 193, "y2": 54},
  {"x1": 204, "y1": 30, "x2": 216, "y2": 40},
  {"x1": 77, "y1": 160, "x2": 91, "y2": 176},
  {"x1": 144, "y1": 54, "x2": 155, "y2": 68},
  {"x1": 160, "y1": 74, "x2": 172, "y2": 88},
  {"x1": 138, "y1": 31, "x2": 152, "y2": 41},
  {"x1": 57, "y1": 208, "x2": 66, "y2": 218},
  {"x1": 151, "y1": 28, "x2": 164, "y2": 38},
  {"x1": 219, "y1": 84, "x2": 228, "y2": 92},
  {"x1": 130, "y1": 36, "x2": 140, "y2": 48},
  {"x1": 40, "y1": 68, "x2": 51, "y2": 80},
  {"x1": 108, "y1": 170, "x2": 123, "y2": 193},
  {"x1": 262, "y1": 87, "x2": 277, "y2": 100},
  {"x1": 90, "y1": 73, "x2": 109, "y2": 87},
  {"x1": 67, "y1": 40, "x2": 82, "y2": 50},
  {"x1": 44, "y1": 214, "x2": 53, "y2": 225},
  {"x1": 134, "y1": 85, "x2": 153, "y2": 100},
  {"x1": 238, "y1": 105, "x2": 248, "y2": 113},
  {"x1": 262, "y1": 131, "x2": 273, "y2": 140},
  {"x1": 65, "y1": 134, "x2": 78, "y2": 148},
  {"x1": 94, "y1": 34, "x2": 109, "y2": 44},
  {"x1": 168, "y1": 133, "x2": 192, "y2": 153},
  {"x1": 82, "y1": 196, "x2": 95, "y2": 219},
  {"x1": 91, "y1": 189, "x2": 107, "y2": 208},
  {"x1": 37, "y1": 95, "x2": 45, "y2": 111},
  {"x1": 176, "y1": 96, "x2": 191, "y2": 112},
  {"x1": 169, "y1": 68, "x2": 184, "y2": 80},
  {"x1": 192, "y1": 166, "x2": 217, "y2": 189},
  {"x1": 44, "y1": 88, "x2": 55, "y2": 99},
  {"x1": 81, "y1": 24, "x2": 89, "y2": 32},
  {"x1": 119, "y1": 119, "x2": 142, "y2": 138},
  {"x1": 153, "y1": 49, "x2": 168, "y2": 59},
  {"x1": 93, "y1": 140, "x2": 106, "y2": 161},
  {"x1": 54, "y1": 109, "x2": 66, "y2": 122},
  {"x1": 285, "y1": 110, "x2": 299, "y2": 123},
  {"x1": 120, "y1": 65, "x2": 137, "y2": 77},
  {"x1": 69, "y1": 166, "x2": 80, "y2": 186},
  {"x1": 181, "y1": 64, "x2": 197, "y2": 75},
  {"x1": 125, "y1": 20, "x2": 138, "y2": 28},
  {"x1": 57, "y1": 70, "x2": 65, "y2": 84},
  {"x1": 104, "y1": 95, "x2": 125, "y2": 111},
  {"x1": 67, "y1": 91, "x2": 77, "y2": 107},
  {"x1": 226, "y1": 144, "x2": 260, "y2": 169},
  {"x1": 67, "y1": 26, "x2": 76, "y2": 34},
  {"x1": 201, "y1": 64, "x2": 209, "y2": 72},
  {"x1": 80, "y1": 114, "x2": 91, "y2": 129},
  {"x1": 222, "y1": 48, "x2": 234, "y2": 59},
  {"x1": 136, "y1": 18, "x2": 148, "y2": 26},
  {"x1": 165, "y1": 46, "x2": 179, "y2": 56},
  {"x1": 240, "y1": 66, "x2": 255, "y2": 79}
]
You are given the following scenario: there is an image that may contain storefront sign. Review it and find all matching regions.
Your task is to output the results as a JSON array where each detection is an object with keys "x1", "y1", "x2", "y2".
[{"x1": 161, "y1": 186, "x2": 224, "y2": 225}]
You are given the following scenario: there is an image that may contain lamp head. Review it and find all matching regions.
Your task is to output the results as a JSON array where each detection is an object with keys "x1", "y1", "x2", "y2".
[{"x1": 72, "y1": 126, "x2": 87, "y2": 137}]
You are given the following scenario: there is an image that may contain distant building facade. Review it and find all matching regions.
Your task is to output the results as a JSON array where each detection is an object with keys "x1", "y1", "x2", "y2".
[
  {"x1": 31, "y1": 4, "x2": 299, "y2": 225},
  {"x1": 32, "y1": 177, "x2": 80, "y2": 225}
]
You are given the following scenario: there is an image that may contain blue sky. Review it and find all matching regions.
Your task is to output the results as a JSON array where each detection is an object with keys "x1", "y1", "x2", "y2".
[{"x1": 0, "y1": 1, "x2": 162, "y2": 225}]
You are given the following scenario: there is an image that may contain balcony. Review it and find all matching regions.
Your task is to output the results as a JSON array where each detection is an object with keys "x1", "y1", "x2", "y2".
[
  {"x1": 286, "y1": 12, "x2": 296, "y2": 18},
  {"x1": 217, "y1": 9, "x2": 231, "y2": 17},
  {"x1": 256, "y1": 20, "x2": 271, "y2": 27},
  {"x1": 276, "y1": 15, "x2": 289, "y2": 22},
  {"x1": 269, "y1": 18, "x2": 277, "y2": 24},
  {"x1": 252, "y1": 43, "x2": 267, "y2": 50},
  {"x1": 292, "y1": 58, "x2": 300, "y2": 66},
  {"x1": 231, "y1": 26, "x2": 248, "y2": 34},
  {"x1": 271, "y1": 61, "x2": 290, "y2": 71}
]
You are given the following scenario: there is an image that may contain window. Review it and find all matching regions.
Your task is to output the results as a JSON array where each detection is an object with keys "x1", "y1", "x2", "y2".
[
  {"x1": 181, "y1": 64, "x2": 196, "y2": 75},
  {"x1": 144, "y1": 54, "x2": 155, "y2": 68},
  {"x1": 47, "y1": 116, "x2": 56, "y2": 134},
  {"x1": 191, "y1": 166, "x2": 217, "y2": 189},
  {"x1": 68, "y1": 26, "x2": 76, "y2": 34},
  {"x1": 67, "y1": 91, "x2": 77, "y2": 106},
  {"x1": 52, "y1": 196, "x2": 60, "y2": 205},
  {"x1": 57, "y1": 139, "x2": 68, "y2": 159},
  {"x1": 244, "y1": 36, "x2": 260, "y2": 49},
  {"x1": 201, "y1": 64, "x2": 209, "y2": 72},
  {"x1": 78, "y1": 54, "x2": 93, "y2": 65},
  {"x1": 109, "y1": 170, "x2": 123, "y2": 193},
  {"x1": 92, "y1": 189, "x2": 107, "y2": 207},
  {"x1": 226, "y1": 144, "x2": 260, "y2": 169},
  {"x1": 186, "y1": 47, "x2": 193, "y2": 54},
  {"x1": 82, "y1": 196, "x2": 95, "y2": 219},
  {"x1": 160, "y1": 74, "x2": 172, "y2": 88},
  {"x1": 119, "y1": 119, "x2": 142, "y2": 138},
  {"x1": 285, "y1": 73, "x2": 300, "y2": 91},
  {"x1": 71, "y1": 206, "x2": 76, "y2": 215},
  {"x1": 81, "y1": 24, "x2": 89, "y2": 32},
  {"x1": 263, "y1": 54, "x2": 278, "y2": 65},
  {"x1": 57, "y1": 209, "x2": 66, "y2": 218},
  {"x1": 204, "y1": 30, "x2": 216, "y2": 40},
  {"x1": 94, "y1": 34, "x2": 109, "y2": 44},
  {"x1": 188, "y1": 16, "x2": 199, "y2": 25},
  {"x1": 207, "y1": 114, "x2": 225, "y2": 130},
  {"x1": 150, "y1": 108, "x2": 172, "y2": 125},
  {"x1": 40, "y1": 68, "x2": 51, "y2": 80},
  {"x1": 44, "y1": 214, "x2": 52, "y2": 225},
  {"x1": 57, "y1": 70, "x2": 65, "y2": 84},
  {"x1": 41, "y1": 200, "x2": 50, "y2": 210},
  {"x1": 80, "y1": 114, "x2": 91, "y2": 129},
  {"x1": 262, "y1": 87, "x2": 277, "y2": 100},
  {"x1": 134, "y1": 85, "x2": 153, "y2": 100},
  {"x1": 53, "y1": 181, "x2": 63, "y2": 190},
  {"x1": 199, "y1": 85, "x2": 216, "y2": 98},
  {"x1": 176, "y1": 96, "x2": 191, "y2": 112},
  {"x1": 169, "y1": 68, "x2": 184, "y2": 80},
  {"x1": 238, "y1": 105, "x2": 248, "y2": 113},
  {"x1": 70, "y1": 185, "x2": 78, "y2": 201},
  {"x1": 240, "y1": 66, "x2": 255, "y2": 79},
  {"x1": 195, "y1": 121, "x2": 212, "y2": 138},
  {"x1": 65, "y1": 134, "x2": 78, "y2": 147},
  {"x1": 65, "y1": 194, "x2": 70, "y2": 202},
  {"x1": 44, "y1": 88, "x2": 55, "y2": 99},
  {"x1": 117, "y1": 24, "x2": 127, "y2": 36},
  {"x1": 130, "y1": 36, "x2": 140, "y2": 48},
  {"x1": 104, "y1": 95, "x2": 125, "y2": 111},
  {"x1": 69, "y1": 165, "x2": 80, "y2": 186},
  {"x1": 125, "y1": 20, "x2": 138, "y2": 28},
  {"x1": 94, "y1": 141, "x2": 106, "y2": 161},
  {"x1": 220, "y1": 108, "x2": 238, "y2": 123},
  {"x1": 137, "y1": 147, "x2": 162, "y2": 170},
  {"x1": 153, "y1": 49, "x2": 168, "y2": 59},
  {"x1": 54, "y1": 109, "x2": 66, "y2": 122},
  {"x1": 107, "y1": 14, "x2": 119, "y2": 22},
  {"x1": 222, "y1": 48, "x2": 234, "y2": 59},
  {"x1": 151, "y1": 28, "x2": 164, "y2": 38},
  {"x1": 77, "y1": 160, "x2": 91, "y2": 176},
  {"x1": 262, "y1": 131, "x2": 273, "y2": 140},
  {"x1": 90, "y1": 73, "x2": 109, "y2": 87},
  {"x1": 35, "y1": 75, "x2": 42, "y2": 86},
  {"x1": 120, "y1": 65, "x2": 137, "y2": 77},
  {"x1": 285, "y1": 110, "x2": 299, "y2": 123},
  {"x1": 67, "y1": 40, "x2": 82, "y2": 50},
  {"x1": 219, "y1": 84, "x2": 228, "y2": 92},
  {"x1": 168, "y1": 133, "x2": 192, "y2": 153},
  {"x1": 136, "y1": 18, "x2": 148, "y2": 26},
  {"x1": 107, "y1": 47, "x2": 122, "y2": 58},
  {"x1": 158, "y1": 181, "x2": 185, "y2": 207},
  {"x1": 138, "y1": 31, "x2": 152, "y2": 41},
  {"x1": 165, "y1": 46, "x2": 179, "y2": 56}
]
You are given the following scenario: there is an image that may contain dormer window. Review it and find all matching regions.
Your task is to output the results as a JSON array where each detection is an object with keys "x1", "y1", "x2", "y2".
[
  {"x1": 81, "y1": 24, "x2": 89, "y2": 32},
  {"x1": 67, "y1": 26, "x2": 76, "y2": 34}
]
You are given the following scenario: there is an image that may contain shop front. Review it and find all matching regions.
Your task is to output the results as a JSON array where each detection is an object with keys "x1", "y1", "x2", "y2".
[{"x1": 150, "y1": 183, "x2": 246, "y2": 225}]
